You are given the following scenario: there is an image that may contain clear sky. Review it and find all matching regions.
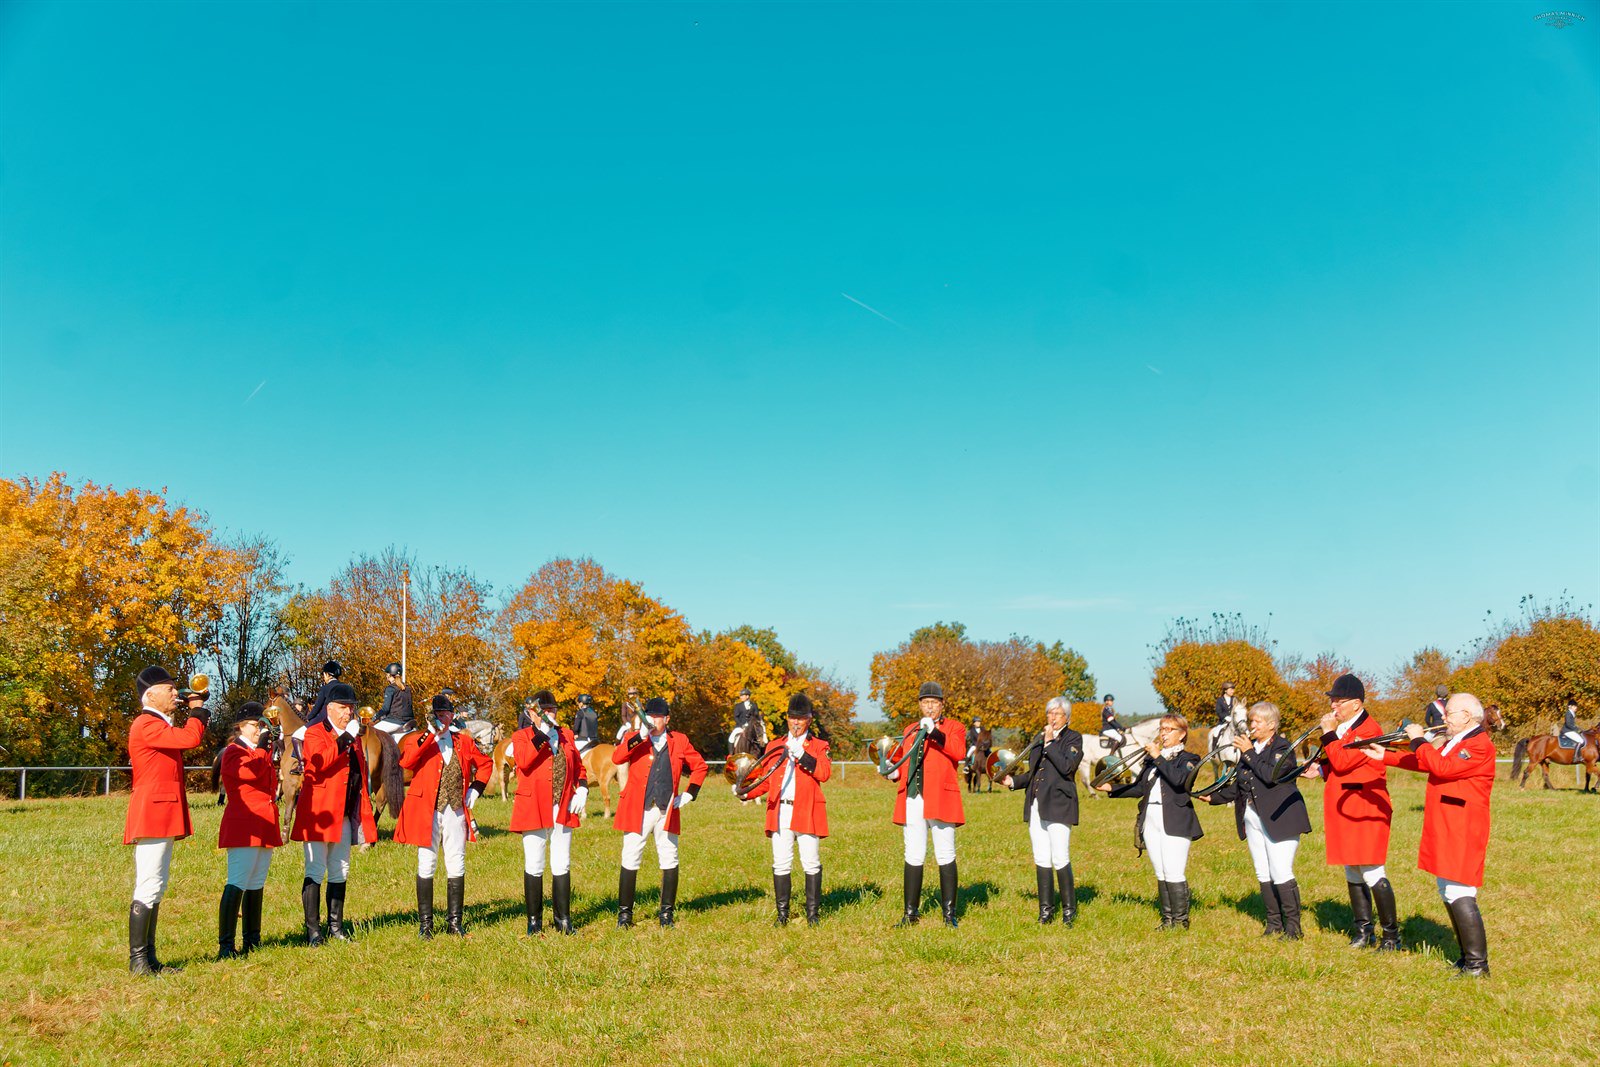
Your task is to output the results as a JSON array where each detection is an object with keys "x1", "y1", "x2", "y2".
[{"x1": 2, "y1": 1, "x2": 1597, "y2": 717}]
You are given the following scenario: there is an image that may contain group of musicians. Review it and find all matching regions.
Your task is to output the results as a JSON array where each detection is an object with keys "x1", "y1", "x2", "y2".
[{"x1": 124, "y1": 665, "x2": 1500, "y2": 978}]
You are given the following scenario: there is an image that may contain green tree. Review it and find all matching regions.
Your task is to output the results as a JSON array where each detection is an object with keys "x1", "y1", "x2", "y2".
[{"x1": 1038, "y1": 640, "x2": 1095, "y2": 702}]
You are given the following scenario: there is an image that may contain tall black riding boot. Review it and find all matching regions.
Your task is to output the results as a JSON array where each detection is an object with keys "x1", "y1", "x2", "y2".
[
  {"x1": 804, "y1": 870, "x2": 822, "y2": 926},
  {"x1": 445, "y1": 876, "x2": 465, "y2": 936},
  {"x1": 301, "y1": 877, "x2": 323, "y2": 946},
  {"x1": 416, "y1": 876, "x2": 434, "y2": 940},
  {"x1": 938, "y1": 861, "x2": 959, "y2": 928},
  {"x1": 146, "y1": 902, "x2": 167, "y2": 971},
  {"x1": 1277, "y1": 880, "x2": 1303, "y2": 941},
  {"x1": 218, "y1": 884, "x2": 243, "y2": 960},
  {"x1": 617, "y1": 867, "x2": 637, "y2": 929},
  {"x1": 1372, "y1": 877, "x2": 1400, "y2": 951},
  {"x1": 773, "y1": 872, "x2": 791, "y2": 927},
  {"x1": 1259, "y1": 880, "x2": 1283, "y2": 937},
  {"x1": 240, "y1": 888, "x2": 264, "y2": 954},
  {"x1": 1034, "y1": 865, "x2": 1056, "y2": 924},
  {"x1": 524, "y1": 873, "x2": 544, "y2": 935},
  {"x1": 658, "y1": 867, "x2": 679, "y2": 928},
  {"x1": 325, "y1": 881, "x2": 349, "y2": 941},
  {"x1": 1347, "y1": 881, "x2": 1374, "y2": 947},
  {"x1": 1447, "y1": 896, "x2": 1489, "y2": 977},
  {"x1": 1156, "y1": 881, "x2": 1175, "y2": 930},
  {"x1": 1171, "y1": 881, "x2": 1191, "y2": 929},
  {"x1": 128, "y1": 901, "x2": 155, "y2": 975},
  {"x1": 1057, "y1": 864, "x2": 1077, "y2": 926},
  {"x1": 552, "y1": 873, "x2": 574, "y2": 935},
  {"x1": 897, "y1": 862, "x2": 923, "y2": 927}
]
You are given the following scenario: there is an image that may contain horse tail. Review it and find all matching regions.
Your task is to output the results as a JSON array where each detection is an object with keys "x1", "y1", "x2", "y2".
[
  {"x1": 1510, "y1": 738, "x2": 1528, "y2": 782},
  {"x1": 379, "y1": 730, "x2": 404, "y2": 817}
]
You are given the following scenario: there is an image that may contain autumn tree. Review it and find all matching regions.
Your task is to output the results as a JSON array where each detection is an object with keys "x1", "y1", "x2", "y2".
[
  {"x1": 869, "y1": 624, "x2": 1071, "y2": 732},
  {"x1": 1444, "y1": 596, "x2": 1600, "y2": 733},
  {"x1": 1039, "y1": 641, "x2": 1096, "y2": 702},
  {"x1": 203, "y1": 533, "x2": 295, "y2": 711},
  {"x1": 1149, "y1": 615, "x2": 1293, "y2": 745},
  {"x1": 0, "y1": 474, "x2": 247, "y2": 764}
]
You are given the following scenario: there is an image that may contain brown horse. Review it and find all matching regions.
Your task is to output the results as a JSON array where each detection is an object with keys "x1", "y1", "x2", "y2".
[
  {"x1": 490, "y1": 738, "x2": 622, "y2": 820},
  {"x1": 361, "y1": 721, "x2": 409, "y2": 835},
  {"x1": 263, "y1": 688, "x2": 306, "y2": 836},
  {"x1": 1510, "y1": 726, "x2": 1600, "y2": 791}
]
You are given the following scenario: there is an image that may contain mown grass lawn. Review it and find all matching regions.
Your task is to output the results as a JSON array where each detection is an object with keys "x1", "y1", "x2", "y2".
[{"x1": 1, "y1": 768, "x2": 1596, "y2": 1065}]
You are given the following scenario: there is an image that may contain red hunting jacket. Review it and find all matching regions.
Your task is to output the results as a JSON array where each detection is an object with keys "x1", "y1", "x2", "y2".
[
  {"x1": 395, "y1": 729, "x2": 494, "y2": 847},
  {"x1": 123, "y1": 709, "x2": 208, "y2": 844},
  {"x1": 509, "y1": 724, "x2": 588, "y2": 832},
  {"x1": 1317, "y1": 710, "x2": 1392, "y2": 866},
  {"x1": 217, "y1": 740, "x2": 283, "y2": 849},
  {"x1": 743, "y1": 735, "x2": 832, "y2": 838},
  {"x1": 1385, "y1": 726, "x2": 1496, "y2": 886},
  {"x1": 889, "y1": 717, "x2": 966, "y2": 827},
  {"x1": 611, "y1": 729, "x2": 709, "y2": 835},
  {"x1": 290, "y1": 721, "x2": 378, "y2": 844}
]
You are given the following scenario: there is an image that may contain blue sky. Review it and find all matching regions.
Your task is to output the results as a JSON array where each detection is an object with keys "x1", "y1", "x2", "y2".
[{"x1": 3, "y1": 1, "x2": 1597, "y2": 717}]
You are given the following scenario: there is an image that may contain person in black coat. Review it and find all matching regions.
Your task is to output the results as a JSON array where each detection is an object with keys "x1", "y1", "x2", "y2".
[
  {"x1": 1205, "y1": 701, "x2": 1312, "y2": 939},
  {"x1": 1001, "y1": 697, "x2": 1083, "y2": 924},
  {"x1": 1097, "y1": 714, "x2": 1203, "y2": 929},
  {"x1": 374, "y1": 662, "x2": 413, "y2": 736}
]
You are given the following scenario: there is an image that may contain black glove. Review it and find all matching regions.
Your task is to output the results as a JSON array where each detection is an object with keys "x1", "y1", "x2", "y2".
[
  {"x1": 336, "y1": 733, "x2": 355, "y2": 753},
  {"x1": 188, "y1": 707, "x2": 211, "y2": 729}
]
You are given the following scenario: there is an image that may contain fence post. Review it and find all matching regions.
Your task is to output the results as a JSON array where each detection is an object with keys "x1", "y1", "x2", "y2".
[
  {"x1": 105, "y1": 767, "x2": 112, "y2": 794},
  {"x1": 18, "y1": 768, "x2": 25, "y2": 801}
]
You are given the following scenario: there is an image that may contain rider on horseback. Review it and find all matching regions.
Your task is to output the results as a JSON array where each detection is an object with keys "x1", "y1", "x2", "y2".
[
  {"x1": 374, "y1": 662, "x2": 413, "y2": 737},
  {"x1": 1100, "y1": 694, "x2": 1124, "y2": 747},
  {"x1": 573, "y1": 693, "x2": 599, "y2": 757},
  {"x1": 1559, "y1": 695, "x2": 1585, "y2": 751}
]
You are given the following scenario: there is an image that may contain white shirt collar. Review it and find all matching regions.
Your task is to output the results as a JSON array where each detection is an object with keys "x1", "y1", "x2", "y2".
[
  {"x1": 1335, "y1": 711, "x2": 1364, "y2": 739},
  {"x1": 651, "y1": 730, "x2": 668, "y2": 751},
  {"x1": 1440, "y1": 726, "x2": 1477, "y2": 757},
  {"x1": 141, "y1": 704, "x2": 173, "y2": 726}
]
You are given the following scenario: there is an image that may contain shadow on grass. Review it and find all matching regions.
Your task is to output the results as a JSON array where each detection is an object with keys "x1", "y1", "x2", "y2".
[
  {"x1": 680, "y1": 885, "x2": 764, "y2": 914},
  {"x1": 1401, "y1": 914, "x2": 1457, "y2": 956},
  {"x1": 821, "y1": 882, "x2": 884, "y2": 910},
  {"x1": 1311, "y1": 897, "x2": 1352, "y2": 934},
  {"x1": 1219, "y1": 890, "x2": 1265, "y2": 924}
]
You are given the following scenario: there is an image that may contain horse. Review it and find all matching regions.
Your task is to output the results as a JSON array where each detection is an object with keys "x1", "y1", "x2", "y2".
[
  {"x1": 964, "y1": 728, "x2": 993, "y2": 793},
  {"x1": 263, "y1": 689, "x2": 306, "y2": 837},
  {"x1": 1510, "y1": 725, "x2": 1600, "y2": 792},
  {"x1": 1078, "y1": 717, "x2": 1164, "y2": 795},
  {"x1": 361, "y1": 721, "x2": 408, "y2": 835},
  {"x1": 1206, "y1": 703, "x2": 1250, "y2": 767}
]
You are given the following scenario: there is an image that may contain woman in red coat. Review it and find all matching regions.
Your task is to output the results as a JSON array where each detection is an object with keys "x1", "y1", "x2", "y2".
[
  {"x1": 508, "y1": 691, "x2": 589, "y2": 935},
  {"x1": 1313, "y1": 673, "x2": 1401, "y2": 950},
  {"x1": 1366, "y1": 693, "x2": 1498, "y2": 977},
  {"x1": 216, "y1": 703, "x2": 282, "y2": 959},
  {"x1": 289, "y1": 682, "x2": 376, "y2": 946},
  {"x1": 395, "y1": 694, "x2": 494, "y2": 938},
  {"x1": 738, "y1": 694, "x2": 832, "y2": 926},
  {"x1": 123, "y1": 665, "x2": 211, "y2": 975},
  {"x1": 611, "y1": 697, "x2": 709, "y2": 928},
  {"x1": 882, "y1": 681, "x2": 966, "y2": 928}
]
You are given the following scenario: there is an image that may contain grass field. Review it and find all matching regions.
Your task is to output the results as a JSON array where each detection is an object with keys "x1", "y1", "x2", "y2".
[{"x1": 1, "y1": 766, "x2": 1596, "y2": 1066}]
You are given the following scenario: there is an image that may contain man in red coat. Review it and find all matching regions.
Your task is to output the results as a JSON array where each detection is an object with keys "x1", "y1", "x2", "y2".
[
  {"x1": 1364, "y1": 693, "x2": 1498, "y2": 977},
  {"x1": 508, "y1": 691, "x2": 589, "y2": 935},
  {"x1": 882, "y1": 681, "x2": 966, "y2": 927},
  {"x1": 1313, "y1": 673, "x2": 1401, "y2": 950},
  {"x1": 396, "y1": 694, "x2": 493, "y2": 938},
  {"x1": 289, "y1": 682, "x2": 377, "y2": 946},
  {"x1": 216, "y1": 703, "x2": 281, "y2": 959},
  {"x1": 123, "y1": 665, "x2": 211, "y2": 974},
  {"x1": 611, "y1": 697, "x2": 709, "y2": 928},
  {"x1": 738, "y1": 693, "x2": 832, "y2": 926}
]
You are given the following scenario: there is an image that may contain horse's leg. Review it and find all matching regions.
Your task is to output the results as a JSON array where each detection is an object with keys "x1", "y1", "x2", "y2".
[{"x1": 1541, "y1": 758, "x2": 1554, "y2": 789}]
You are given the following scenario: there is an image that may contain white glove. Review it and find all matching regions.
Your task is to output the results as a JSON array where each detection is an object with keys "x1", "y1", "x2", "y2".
[
  {"x1": 466, "y1": 787, "x2": 480, "y2": 810},
  {"x1": 786, "y1": 734, "x2": 804, "y2": 757},
  {"x1": 919, "y1": 716, "x2": 935, "y2": 733},
  {"x1": 731, "y1": 783, "x2": 742, "y2": 797},
  {"x1": 672, "y1": 791, "x2": 694, "y2": 810},
  {"x1": 568, "y1": 786, "x2": 588, "y2": 816},
  {"x1": 345, "y1": 719, "x2": 360, "y2": 738}
]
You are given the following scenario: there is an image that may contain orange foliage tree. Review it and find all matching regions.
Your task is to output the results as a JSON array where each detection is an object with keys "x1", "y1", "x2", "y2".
[
  {"x1": 1444, "y1": 597, "x2": 1600, "y2": 733},
  {"x1": 0, "y1": 474, "x2": 248, "y2": 763},
  {"x1": 1149, "y1": 615, "x2": 1295, "y2": 747}
]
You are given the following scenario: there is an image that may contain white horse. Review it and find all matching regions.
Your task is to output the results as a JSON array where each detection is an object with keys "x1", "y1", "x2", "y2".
[
  {"x1": 1078, "y1": 717, "x2": 1164, "y2": 794},
  {"x1": 1206, "y1": 701, "x2": 1250, "y2": 766}
]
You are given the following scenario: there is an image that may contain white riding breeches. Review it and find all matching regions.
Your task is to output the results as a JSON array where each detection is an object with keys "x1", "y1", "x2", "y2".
[
  {"x1": 1242, "y1": 804, "x2": 1299, "y2": 884},
  {"x1": 374, "y1": 720, "x2": 408, "y2": 737},
  {"x1": 303, "y1": 818, "x2": 355, "y2": 884},
  {"x1": 417, "y1": 806, "x2": 468, "y2": 879},
  {"x1": 132, "y1": 837, "x2": 175, "y2": 906},
  {"x1": 1344, "y1": 864, "x2": 1388, "y2": 887},
  {"x1": 1142, "y1": 805, "x2": 1190, "y2": 881},
  {"x1": 522, "y1": 808, "x2": 573, "y2": 877},
  {"x1": 620, "y1": 806, "x2": 679, "y2": 871},
  {"x1": 1437, "y1": 877, "x2": 1478, "y2": 903},
  {"x1": 225, "y1": 846, "x2": 273, "y2": 891},
  {"x1": 902, "y1": 795, "x2": 957, "y2": 866},
  {"x1": 1028, "y1": 802, "x2": 1071, "y2": 869},
  {"x1": 770, "y1": 803, "x2": 821, "y2": 876}
]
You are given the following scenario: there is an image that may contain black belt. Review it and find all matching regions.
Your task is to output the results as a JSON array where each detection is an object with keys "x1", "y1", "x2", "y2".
[{"x1": 780, "y1": 799, "x2": 794, "y2": 806}]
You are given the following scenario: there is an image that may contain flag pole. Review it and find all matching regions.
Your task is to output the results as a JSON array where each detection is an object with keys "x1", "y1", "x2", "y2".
[{"x1": 401, "y1": 565, "x2": 410, "y2": 680}]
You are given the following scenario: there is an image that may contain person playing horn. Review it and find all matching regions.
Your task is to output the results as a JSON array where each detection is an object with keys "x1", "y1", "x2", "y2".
[
  {"x1": 395, "y1": 694, "x2": 493, "y2": 938},
  {"x1": 123, "y1": 665, "x2": 211, "y2": 975},
  {"x1": 1360, "y1": 692, "x2": 1497, "y2": 977},
  {"x1": 1001, "y1": 696, "x2": 1084, "y2": 925},
  {"x1": 1204, "y1": 701, "x2": 1310, "y2": 939},
  {"x1": 885, "y1": 681, "x2": 967, "y2": 928},
  {"x1": 509, "y1": 690, "x2": 589, "y2": 935},
  {"x1": 1314, "y1": 673, "x2": 1401, "y2": 951},
  {"x1": 738, "y1": 693, "x2": 832, "y2": 926},
  {"x1": 373, "y1": 662, "x2": 413, "y2": 737},
  {"x1": 216, "y1": 702, "x2": 281, "y2": 959},
  {"x1": 289, "y1": 681, "x2": 376, "y2": 946},
  {"x1": 612, "y1": 697, "x2": 709, "y2": 928},
  {"x1": 1097, "y1": 713, "x2": 1203, "y2": 929}
]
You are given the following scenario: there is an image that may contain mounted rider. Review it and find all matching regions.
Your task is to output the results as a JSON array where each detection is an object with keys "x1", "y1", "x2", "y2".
[
  {"x1": 373, "y1": 662, "x2": 413, "y2": 737},
  {"x1": 1100, "y1": 693, "x2": 1125, "y2": 748},
  {"x1": 1559, "y1": 694, "x2": 1585, "y2": 752}
]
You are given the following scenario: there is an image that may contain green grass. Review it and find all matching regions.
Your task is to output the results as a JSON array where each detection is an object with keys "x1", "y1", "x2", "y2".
[{"x1": 2, "y1": 769, "x2": 1597, "y2": 1065}]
